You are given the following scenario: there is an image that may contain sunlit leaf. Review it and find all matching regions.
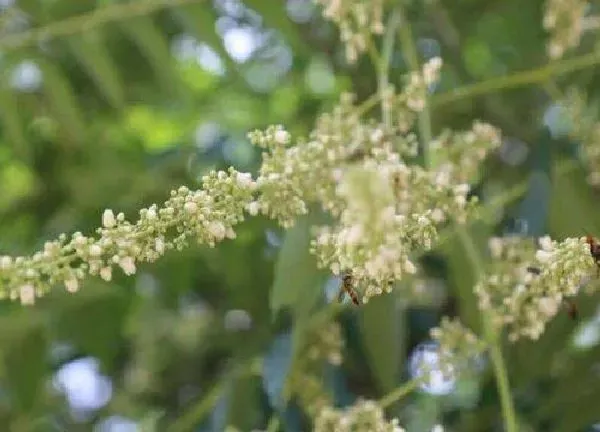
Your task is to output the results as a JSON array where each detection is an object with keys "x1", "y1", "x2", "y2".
[
  {"x1": 0, "y1": 159, "x2": 37, "y2": 209},
  {"x1": 125, "y1": 104, "x2": 184, "y2": 151}
]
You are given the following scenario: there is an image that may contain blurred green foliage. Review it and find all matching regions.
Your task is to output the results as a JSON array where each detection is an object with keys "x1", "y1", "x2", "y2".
[{"x1": 1, "y1": 0, "x2": 600, "y2": 431}]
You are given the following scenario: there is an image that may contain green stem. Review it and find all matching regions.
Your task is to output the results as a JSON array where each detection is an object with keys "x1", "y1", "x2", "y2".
[
  {"x1": 167, "y1": 357, "x2": 262, "y2": 432},
  {"x1": 455, "y1": 228, "x2": 518, "y2": 432},
  {"x1": 265, "y1": 415, "x2": 281, "y2": 432},
  {"x1": 379, "y1": 9, "x2": 401, "y2": 129},
  {"x1": 379, "y1": 379, "x2": 420, "y2": 408},
  {"x1": 0, "y1": 0, "x2": 203, "y2": 50},
  {"x1": 357, "y1": 49, "x2": 600, "y2": 122},
  {"x1": 397, "y1": 8, "x2": 432, "y2": 166},
  {"x1": 432, "y1": 48, "x2": 600, "y2": 107}
]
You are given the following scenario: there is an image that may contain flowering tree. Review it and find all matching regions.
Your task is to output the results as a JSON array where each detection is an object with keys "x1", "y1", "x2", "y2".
[{"x1": 1, "y1": 0, "x2": 600, "y2": 431}]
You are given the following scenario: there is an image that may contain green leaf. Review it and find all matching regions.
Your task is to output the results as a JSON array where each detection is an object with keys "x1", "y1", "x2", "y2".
[
  {"x1": 54, "y1": 282, "x2": 130, "y2": 369},
  {"x1": 270, "y1": 213, "x2": 326, "y2": 319},
  {"x1": 0, "y1": 88, "x2": 29, "y2": 161},
  {"x1": 0, "y1": 310, "x2": 47, "y2": 412},
  {"x1": 120, "y1": 16, "x2": 180, "y2": 95},
  {"x1": 68, "y1": 31, "x2": 125, "y2": 109},
  {"x1": 547, "y1": 158, "x2": 600, "y2": 237},
  {"x1": 359, "y1": 294, "x2": 403, "y2": 394},
  {"x1": 226, "y1": 375, "x2": 262, "y2": 429},
  {"x1": 438, "y1": 222, "x2": 492, "y2": 334},
  {"x1": 38, "y1": 59, "x2": 87, "y2": 144}
]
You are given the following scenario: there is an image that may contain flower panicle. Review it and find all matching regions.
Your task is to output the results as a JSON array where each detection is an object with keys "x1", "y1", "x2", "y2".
[
  {"x1": 0, "y1": 167, "x2": 258, "y2": 305},
  {"x1": 475, "y1": 235, "x2": 596, "y2": 341}
]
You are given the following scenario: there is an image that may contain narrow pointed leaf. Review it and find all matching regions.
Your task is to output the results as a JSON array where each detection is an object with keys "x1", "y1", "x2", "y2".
[
  {"x1": 39, "y1": 59, "x2": 87, "y2": 144},
  {"x1": 0, "y1": 310, "x2": 47, "y2": 412},
  {"x1": 359, "y1": 294, "x2": 403, "y2": 394},
  {"x1": 68, "y1": 31, "x2": 125, "y2": 109},
  {"x1": 0, "y1": 88, "x2": 29, "y2": 161},
  {"x1": 270, "y1": 213, "x2": 326, "y2": 318},
  {"x1": 120, "y1": 16, "x2": 180, "y2": 94}
]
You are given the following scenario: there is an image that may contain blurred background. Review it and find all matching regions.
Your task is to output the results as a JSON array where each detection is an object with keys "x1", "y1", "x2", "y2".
[{"x1": 1, "y1": 0, "x2": 600, "y2": 431}]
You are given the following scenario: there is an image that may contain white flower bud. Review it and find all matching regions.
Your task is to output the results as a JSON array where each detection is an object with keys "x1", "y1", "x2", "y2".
[
  {"x1": 236, "y1": 172, "x2": 254, "y2": 188},
  {"x1": 89, "y1": 244, "x2": 102, "y2": 257},
  {"x1": 100, "y1": 267, "x2": 112, "y2": 282},
  {"x1": 370, "y1": 128, "x2": 384, "y2": 143},
  {"x1": 246, "y1": 201, "x2": 260, "y2": 216},
  {"x1": 538, "y1": 297, "x2": 559, "y2": 317},
  {"x1": 535, "y1": 250, "x2": 553, "y2": 263},
  {"x1": 155, "y1": 238, "x2": 165, "y2": 255},
  {"x1": 538, "y1": 236, "x2": 553, "y2": 251},
  {"x1": 274, "y1": 128, "x2": 290, "y2": 145},
  {"x1": 488, "y1": 237, "x2": 503, "y2": 258},
  {"x1": 207, "y1": 221, "x2": 226, "y2": 241},
  {"x1": 404, "y1": 259, "x2": 417, "y2": 274},
  {"x1": 226, "y1": 227, "x2": 236, "y2": 239},
  {"x1": 19, "y1": 284, "x2": 35, "y2": 305},
  {"x1": 119, "y1": 256, "x2": 136, "y2": 276},
  {"x1": 102, "y1": 209, "x2": 116, "y2": 228},
  {"x1": 65, "y1": 278, "x2": 79, "y2": 293},
  {"x1": 0, "y1": 256, "x2": 12, "y2": 269},
  {"x1": 454, "y1": 183, "x2": 470, "y2": 196},
  {"x1": 184, "y1": 201, "x2": 197, "y2": 214}
]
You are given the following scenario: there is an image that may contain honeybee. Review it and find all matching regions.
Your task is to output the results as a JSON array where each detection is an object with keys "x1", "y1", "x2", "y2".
[
  {"x1": 564, "y1": 298, "x2": 579, "y2": 320},
  {"x1": 586, "y1": 235, "x2": 600, "y2": 275},
  {"x1": 337, "y1": 270, "x2": 360, "y2": 306}
]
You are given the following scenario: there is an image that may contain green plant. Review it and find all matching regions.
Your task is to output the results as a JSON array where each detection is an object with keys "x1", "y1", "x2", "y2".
[{"x1": 3, "y1": 0, "x2": 600, "y2": 431}]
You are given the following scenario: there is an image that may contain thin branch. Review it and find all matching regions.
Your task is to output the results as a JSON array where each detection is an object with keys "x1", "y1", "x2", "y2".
[
  {"x1": 455, "y1": 227, "x2": 518, "y2": 432},
  {"x1": 379, "y1": 379, "x2": 419, "y2": 408},
  {"x1": 0, "y1": 0, "x2": 204, "y2": 51},
  {"x1": 397, "y1": 8, "x2": 432, "y2": 166},
  {"x1": 432, "y1": 49, "x2": 600, "y2": 107}
]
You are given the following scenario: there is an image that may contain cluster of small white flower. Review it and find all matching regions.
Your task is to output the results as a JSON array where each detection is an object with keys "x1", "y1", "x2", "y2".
[
  {"x1": 430, "y1": 316, "x2": 487, "y2": 376},
  {"x1": 287, "y1": 321, "x2": 345, "y2": 417},
  {"x1": 475, "y1": 235, "x2": 595, "y2": 341},
  {"x1": 306, "y1": 321, "x2": 345, "y2": 366},
  {"x1": 381, "y1": 57, "x2": 443, "y2": 134},
  {"x1": 315, "y1": 399, "x2": 404, "y2": 432},
  {"x1": 429, "y1": 121, "x2": 503, "y2": 185},
  {"x1": 313, "y1": 0, "x2": 386, "y2": 63},
  {"x1": 251, "y1": 58, "x2": 500, "y2": 304},
  {"x1": 309, "y1": 129, "x2": 499, "y2": 303},
  {"x1": 0, "y1": 53, "x2": 502, "y2": 312},
  {"x1": 543, "y1": 0, "x2": 587, "y2": 59},
  {"x1": 0, "y1": 168, "x2": 257, "y2": 305}
]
